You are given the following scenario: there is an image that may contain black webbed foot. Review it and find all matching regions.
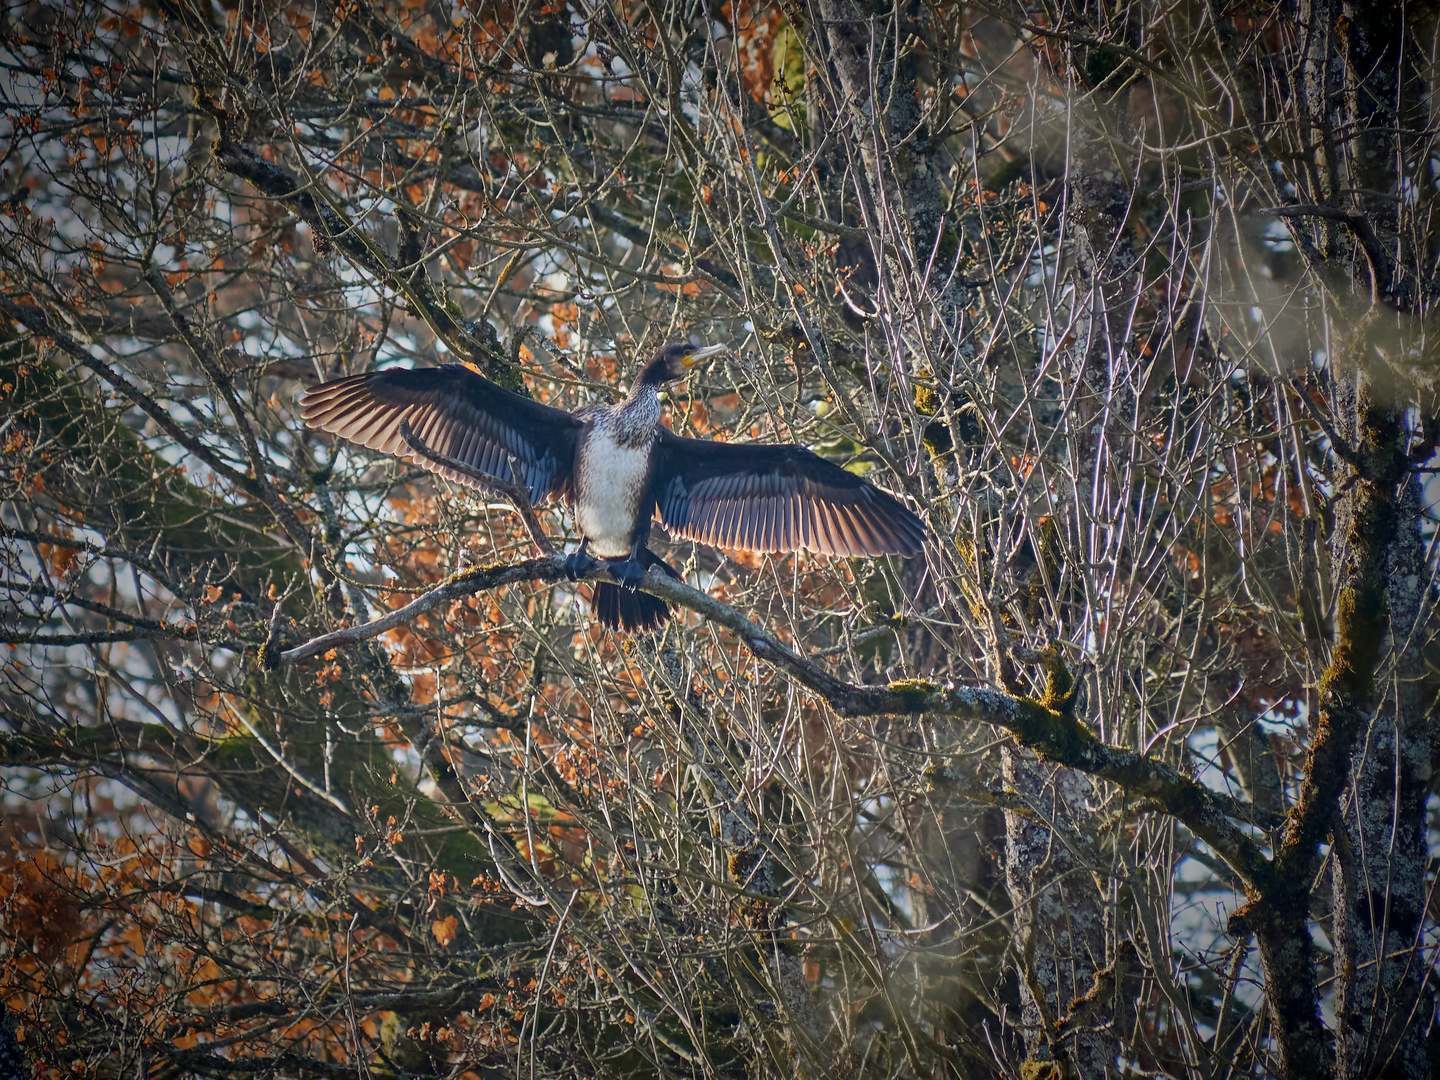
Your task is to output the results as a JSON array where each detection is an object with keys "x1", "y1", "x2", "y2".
[
  {"x1": 608, "y1": 558, "x2": 647, "y2": 592},
  {"x1": 564, "y1": 548, "x2": 599, "y2": 582}
]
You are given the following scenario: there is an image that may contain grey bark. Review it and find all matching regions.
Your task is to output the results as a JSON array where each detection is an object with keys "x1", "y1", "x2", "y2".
[
  {"x1": 1003, "y1": 748, "x2": 1116, "y2": 1077},
  {"x1": 1333, "y1": 472, "x2": 1434, "y2": 1080}
]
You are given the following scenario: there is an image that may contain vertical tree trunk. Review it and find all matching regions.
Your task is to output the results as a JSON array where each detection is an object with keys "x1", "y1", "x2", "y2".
[
  {"x1": 1332, "y1": 426, "x2": 1433, "y2": 1080},
  {"x1": 1249, "y1": 369, "x2": 1413, "y2": 1079},
  {"x1": 1003, "y1": 750, "x2": 1115, "y2": 1077}
]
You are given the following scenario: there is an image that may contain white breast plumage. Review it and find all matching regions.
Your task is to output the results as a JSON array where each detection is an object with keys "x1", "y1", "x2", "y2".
[{"x1": 575, "y1": 423, "x2": 656, "y2": 557}]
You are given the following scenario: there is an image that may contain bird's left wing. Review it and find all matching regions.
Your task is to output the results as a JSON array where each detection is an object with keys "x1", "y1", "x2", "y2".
[
  {"x1": 652, "y1": 429, "x2": 925, "y2": 557},
  {"x1": 301, "y1": 364, "x2": 584, "y2": 505}
]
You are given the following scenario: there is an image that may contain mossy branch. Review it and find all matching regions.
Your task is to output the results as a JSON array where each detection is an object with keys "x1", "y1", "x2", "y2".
[{"x1": 275, "y1": 554, "x2": 1270, "y2": 883}]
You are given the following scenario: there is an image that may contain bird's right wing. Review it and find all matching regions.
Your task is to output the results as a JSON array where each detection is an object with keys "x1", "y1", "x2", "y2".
[{"x1": 300, "y1": 364, "x2": 585, "y2": 505}]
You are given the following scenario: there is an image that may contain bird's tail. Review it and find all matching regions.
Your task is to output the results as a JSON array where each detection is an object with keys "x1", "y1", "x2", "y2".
[{"x1": 592, "y1": 552, "x2": 680, "y2": 634}]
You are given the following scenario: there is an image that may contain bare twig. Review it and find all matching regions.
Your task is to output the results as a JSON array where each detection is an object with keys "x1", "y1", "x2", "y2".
[
  {"x1": 275, "y1": 554, "x2": 1268, "y2": 884},
  {"x1": 396, "y1": 419, "x2": 555, "y2": 556}
]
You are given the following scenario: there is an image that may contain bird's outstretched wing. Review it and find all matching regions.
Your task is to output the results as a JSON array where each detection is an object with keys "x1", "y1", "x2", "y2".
[
  {"x1": 300, "y1": 364, "x2": 584, "y2": 505},
  {"x1": 652, "y1": 429, "x2": 925, "y2": 557}
]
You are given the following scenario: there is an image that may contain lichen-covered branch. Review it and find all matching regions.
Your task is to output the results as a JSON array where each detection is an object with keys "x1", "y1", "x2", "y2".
[
  {"x1": 275, "y1": 556, "x2": 1272, "y2": 884},
  {"x1": 1234, "y1": 378, "x2": 1415, "y2": 1080}
]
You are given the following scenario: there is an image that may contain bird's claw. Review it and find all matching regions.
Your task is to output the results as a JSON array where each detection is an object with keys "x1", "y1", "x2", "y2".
[
  {"x1": 609, "y1": 558, "x2": 647, "y2": 592},
  {"x1": 563, "y1": 549, "x2": 599, "y2": 582}
]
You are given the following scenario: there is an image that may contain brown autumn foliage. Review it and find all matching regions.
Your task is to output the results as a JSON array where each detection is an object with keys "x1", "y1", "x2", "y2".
[{"x1": 0, "y1": 1, "x2": 1436, "y2": 1078}]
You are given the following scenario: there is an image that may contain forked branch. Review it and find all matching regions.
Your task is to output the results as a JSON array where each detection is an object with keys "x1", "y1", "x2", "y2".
[{"x1": 275, "y1": 553, "x2": 1270, "y2": 885}]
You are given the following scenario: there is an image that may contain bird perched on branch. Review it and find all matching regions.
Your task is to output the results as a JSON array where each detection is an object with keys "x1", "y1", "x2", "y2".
[{"x1": 301, "y1": 343, "x2": 926, "y2": 633}]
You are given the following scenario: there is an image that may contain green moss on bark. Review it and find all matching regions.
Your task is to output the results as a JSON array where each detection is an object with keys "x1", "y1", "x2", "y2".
[{"x1": 888, "y1": 678, "x2": 940, "y2": 711}]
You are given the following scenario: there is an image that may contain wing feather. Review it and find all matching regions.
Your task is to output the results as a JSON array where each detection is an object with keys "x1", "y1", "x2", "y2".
[
  {"x1": 301, "y1": 364, "x2": 583, "y2": 504},
  {"x1": 654, "y1": 430, "x2": 924, "y2": 558},
  {"x1": 817, "y1": 501, "x2": 841, "y2": 556},
  {"x1": 719, "y1": 500, "x2": 739, "y2": 548},
  {"x1": 841, "y1": 505, "x2": 868, "y2": 552}
]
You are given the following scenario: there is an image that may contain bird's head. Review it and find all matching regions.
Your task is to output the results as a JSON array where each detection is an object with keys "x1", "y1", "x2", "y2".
[{"x1": 638, "y1": 342, "x2": 729, "y2": 387}]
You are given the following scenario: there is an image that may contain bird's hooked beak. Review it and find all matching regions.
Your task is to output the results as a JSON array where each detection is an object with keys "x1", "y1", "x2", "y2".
[{"x1": 682, "y1": 343, "x2": 729, "y2": 368}]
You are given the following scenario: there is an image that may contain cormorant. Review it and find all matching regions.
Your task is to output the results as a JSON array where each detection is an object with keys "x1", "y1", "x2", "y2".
[{"x1": 300, "y1": 343, "x2": 926, "y2": 632}]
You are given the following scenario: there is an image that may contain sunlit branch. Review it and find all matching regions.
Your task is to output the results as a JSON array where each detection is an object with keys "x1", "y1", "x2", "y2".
[{"x1": 275, "y1": 552, "x2": 1270, "y2": 884}]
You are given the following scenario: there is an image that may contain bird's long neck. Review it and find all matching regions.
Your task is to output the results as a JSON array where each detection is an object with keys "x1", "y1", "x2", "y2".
[
  {"x1": 623, "y1": 377, "x2": 660, "y2": 406},
  {"x1": 603, "y1": 379, "x2": 661, "y2": 446}
]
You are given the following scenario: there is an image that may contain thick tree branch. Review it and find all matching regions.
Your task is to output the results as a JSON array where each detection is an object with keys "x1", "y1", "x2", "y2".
[
  {"x1": 0, "y1": 626, "x2": 198, "y2": 646},
  {"x1": 274, "y1": 558, "x2": 563, "y2": 666},
  {"x1": 275, "y1": 554, "x2": 1269, "y2": 882}
]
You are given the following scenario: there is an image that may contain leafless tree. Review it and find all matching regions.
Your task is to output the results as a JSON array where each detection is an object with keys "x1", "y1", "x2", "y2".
[{"x1": 0, "y1": 1, "x2": 1436, "y2": 1078}]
